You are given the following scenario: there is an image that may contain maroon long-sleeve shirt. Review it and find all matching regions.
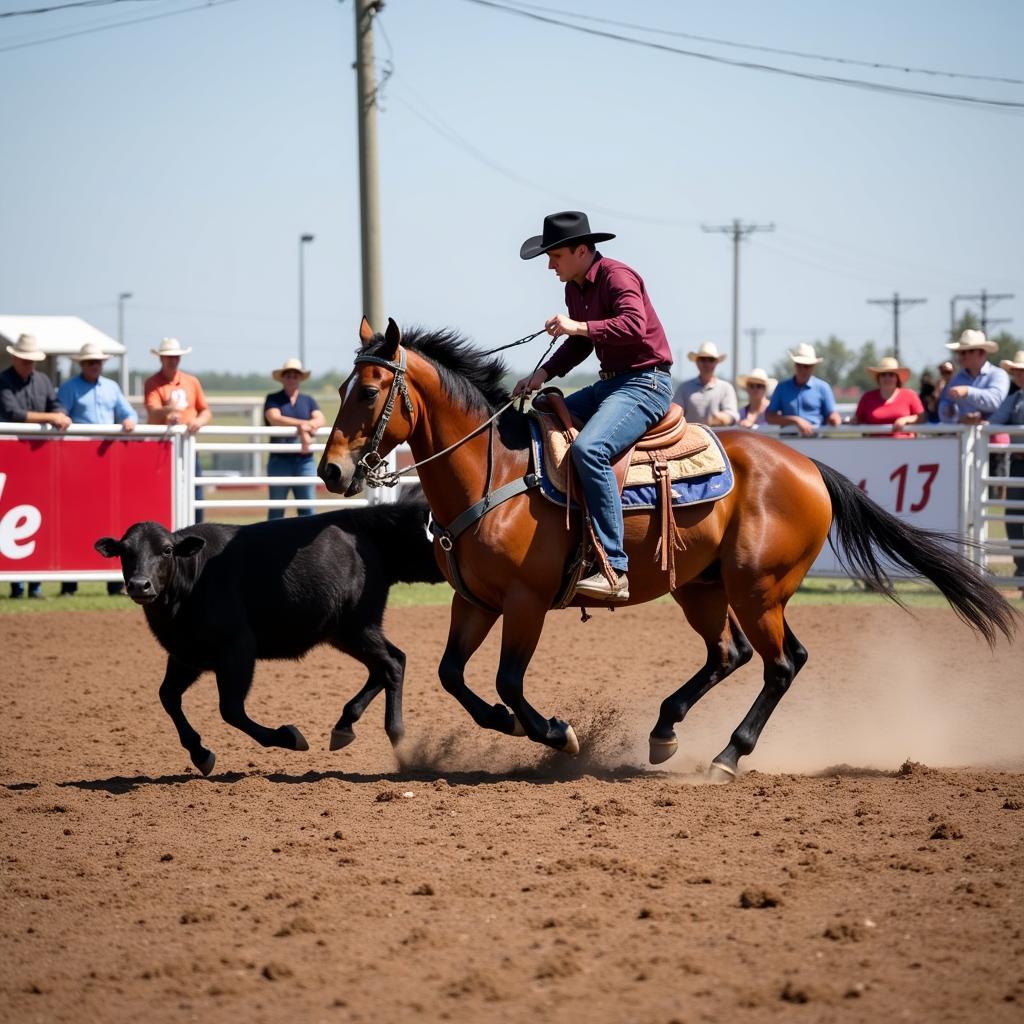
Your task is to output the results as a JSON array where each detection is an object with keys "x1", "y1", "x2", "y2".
[{"x1": 542, "y1": 253, "x2": 672, "y2": 379}]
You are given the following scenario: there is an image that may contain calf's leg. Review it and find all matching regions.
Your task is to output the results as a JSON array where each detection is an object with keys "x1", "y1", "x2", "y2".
[
  {"x1": 330, "y1": 628, "x2": 407, "y2": 749},
  {"x1": 214, "y1": 651, "x2": 309, "y2": 756},
  {"x1": 158, "y1": 656, "x2": 215, "y2": 776}
]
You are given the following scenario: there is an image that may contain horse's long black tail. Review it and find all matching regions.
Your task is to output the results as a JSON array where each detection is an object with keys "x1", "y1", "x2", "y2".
[{"x1": 813, "y1": 459, "x2": 1017, "y2": 647}]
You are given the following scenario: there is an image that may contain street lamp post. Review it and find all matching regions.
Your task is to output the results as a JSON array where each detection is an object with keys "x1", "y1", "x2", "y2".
[
  {"x1": 117, "y1": 291, "x2": 132, "y2": 393},
  {"x1": 299, "y1": 234, "x2": 315, "y2": 367}
]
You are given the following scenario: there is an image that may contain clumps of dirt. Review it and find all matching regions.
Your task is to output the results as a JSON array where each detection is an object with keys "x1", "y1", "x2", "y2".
[
  {"x1": 896, "y1": 760, "x2": 930, "y2": 777},
  {"x1": 1003, "y1": 798, "x2": 1023, "y2": 810},
  {"x1": 823, "y1": 921, "x2": 867, "y2": 943},
  {"x1": 411, "y1": 883, "x2": 434, "y2": 896},
  {"x1": 260, "y1": 963, "x2": 293, "y2": 981},
  {"x1": 779, "y1": 980, "x2": 810, "y2": 1003},
  {"x1": 928, "y1": 820, "x2": 964, "y2": 840},
  {"x1": 738, "y1": 888, "x2": 781, "y2": 909},
  {"x1": 273, "y1": 917, "x2": 315, "y2": 938},
  {"x1": 375, "y1": 789, "x2": 401, "y2": 803}
]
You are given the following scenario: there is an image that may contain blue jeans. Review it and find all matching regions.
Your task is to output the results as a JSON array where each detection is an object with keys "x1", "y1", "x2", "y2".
[
  {"x1": 563, "y1": 368, "x2": 673, "y2": 572},
  {"x1": 267, "y1": 452, "x2": 317, "y2": 519}
]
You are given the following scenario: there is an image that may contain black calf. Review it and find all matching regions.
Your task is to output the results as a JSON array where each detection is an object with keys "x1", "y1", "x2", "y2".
[{"x1": 95, "y1": 497, "x2": 445, "y2": 775}]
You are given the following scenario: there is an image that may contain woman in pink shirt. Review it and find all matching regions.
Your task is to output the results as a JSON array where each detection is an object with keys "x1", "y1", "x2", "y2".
[{"x1": 851, "y1": 357, "x2": 925, "y2": 438}]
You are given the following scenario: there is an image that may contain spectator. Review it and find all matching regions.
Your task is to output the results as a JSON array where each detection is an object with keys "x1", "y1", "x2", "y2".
[
  {"x1": 0, "y1": 333, "x2": 70, "y2": 598},
  {"x1": 766, "y1": 342, "x2": 843, "y2": 437},
  {"x1": 263, "y1": 358, "x2": 325, "y2": 519},
  {"x1": 735, "y1": 367, "x2": 777, "y2": 429},
  {"x1": 919, "y1": 369, "x2": 939, "y2": 423},
  {"x1": 992, "y1": 351, "x2": 1024, "y2": 594},
  {"x1": 671, "y1": 342, "x2": 738, "y2": 426},
  {"x1": 850, "y1": 356, "x2": 925, "y2": 438},
  {"x1": 57, "y1": 340, "x2": 137, "y2": 596},
  {"x1": 937, "y1": 330, "x2": 1009, "y2": 425},
  {"x1": 144, "y1": 337, "x2": 212, "y2": 522}
]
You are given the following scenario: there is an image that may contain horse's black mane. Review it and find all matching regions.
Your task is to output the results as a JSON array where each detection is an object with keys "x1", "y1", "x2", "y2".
[
  {"x1": 364, "y1": 325, "x2": 511, "y2": 412},
  {"x1": 362, "y1": 325, "x2": 532, "y2": 449}
]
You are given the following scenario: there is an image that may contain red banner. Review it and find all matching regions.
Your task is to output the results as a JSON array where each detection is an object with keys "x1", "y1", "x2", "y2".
[{"x1": 0, "y1": 437, "x2": 174, "y2": 573}]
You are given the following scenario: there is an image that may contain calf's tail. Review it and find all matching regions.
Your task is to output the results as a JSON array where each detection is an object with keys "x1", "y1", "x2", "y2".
[{"x1": 812, "y1": 458, "x2": 1016, "y2": 647}]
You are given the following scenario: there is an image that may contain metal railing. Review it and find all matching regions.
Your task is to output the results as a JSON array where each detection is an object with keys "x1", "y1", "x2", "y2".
[{"x1": 971, "y1": 423, "x2": 1024, "y2": 587}]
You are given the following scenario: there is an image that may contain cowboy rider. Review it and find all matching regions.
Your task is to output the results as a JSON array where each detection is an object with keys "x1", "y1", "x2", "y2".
[{"x1": 513, "y1": 211, "x2": 674, "y2": 602}]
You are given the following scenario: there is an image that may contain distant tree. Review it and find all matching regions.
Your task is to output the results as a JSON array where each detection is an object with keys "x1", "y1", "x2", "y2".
[
  {"x1": 844, "y1": 341, "x2": 888, "y2": 392},
  {"x1": 991, "y1": 329, "x2": 1023, "y2": 366}
]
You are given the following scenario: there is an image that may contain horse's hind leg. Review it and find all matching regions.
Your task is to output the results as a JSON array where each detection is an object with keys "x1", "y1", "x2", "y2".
[
  {"x1": 438, "y1": 594, "x2": 522, "y2": 736},
  {"x1": 649, "y1": 582, "x2": 753, "y2": 764},
  {"x1": 158, "y1": 656, "x2": 212, "y2": 775},
  {"x1": 710, "y1": 604, "x2": 808, "y2": 780},
  {"x1": 330, "y1": 627, "x2": 406, "y2": 749}
]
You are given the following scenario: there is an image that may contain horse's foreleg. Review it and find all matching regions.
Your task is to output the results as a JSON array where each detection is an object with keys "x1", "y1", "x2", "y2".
[
  {"x1": 649, "y1": 584, "x2": 753, "y2": 764},
  {"x1": 214, "y1": 648, "x2": 309, "y2": 756},
  {"x1": 495, "y1": 588, "x2": 578, "y2": 754},
  {"x1": 438, "y1": 595, "x2": 519, "y2": 735},
  {"x1": 331, "y1": 628, "x2": 406, "y2": 749},
  {"x1": 710, "y1": 605, "x2": 807, "y2": 779},
  {"x1": 158, "y1": 655, "x2": 211, "y2": 775}
]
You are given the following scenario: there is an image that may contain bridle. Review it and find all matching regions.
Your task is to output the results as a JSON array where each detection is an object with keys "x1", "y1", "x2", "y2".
[{"x1": 346, "y1": 345, "x2": 516, "y2": 490}]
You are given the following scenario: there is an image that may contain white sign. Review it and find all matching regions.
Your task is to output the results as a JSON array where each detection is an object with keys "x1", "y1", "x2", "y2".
[
  {"x1": 0, "y1": 473, "x2": 42, "y2": 560},
  {"x1": 779, "y1": 436, "x2": 962, "y2": 577}
]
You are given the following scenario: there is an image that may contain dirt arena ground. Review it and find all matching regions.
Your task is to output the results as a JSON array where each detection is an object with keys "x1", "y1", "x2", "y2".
[{"x1": 2, "y1": 601, "x2": 1023, "y2": 1024}]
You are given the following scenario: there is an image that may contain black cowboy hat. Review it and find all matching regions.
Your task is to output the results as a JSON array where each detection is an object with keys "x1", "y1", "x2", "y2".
[{"x1": 519, "y1": 211, "x2": 616, "y2": 260}]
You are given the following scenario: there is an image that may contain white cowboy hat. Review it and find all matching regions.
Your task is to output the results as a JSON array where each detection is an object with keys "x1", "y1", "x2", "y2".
[
  {"x1": 150, "y1": 337, "x2": 192, "y2": 357},
  {"x1": 5, "y1": 333, "x2": 46, "y2": 362},
  {"x1": 1000, "y1": 350, "x2": 1024, "y2": 371},
  {"x1": 945, "y1": 328, "x2": 998, "y2": 354},
  {"x1": 736, "y1": 367, "x2": 778, "y2": 392},
  {"x1": 272, "y1": 357, "x2": 312, "y2": 382},
  {"x1": 788, "y1": 342, "x2": 823, "y2": 366},
  {"x1": 687, "y1": 341, "x2": 727, "y2": 363},
  {"x1": 72, "y1": 340, "x2": 113, "y2": 362},
  {"x1": 866, "y1": 356, "x2": 911, "y2": 385}
]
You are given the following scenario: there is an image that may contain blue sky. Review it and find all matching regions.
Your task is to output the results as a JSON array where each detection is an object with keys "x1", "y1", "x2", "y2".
[{"x1": 1, "y1": 0, "x2": 1021, "y2": 380}]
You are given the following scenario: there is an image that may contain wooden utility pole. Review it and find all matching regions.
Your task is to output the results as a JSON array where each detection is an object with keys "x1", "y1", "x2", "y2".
[
  {"x1": 354, "y1": 0, "x2": 385, "y2": 332},
  {"x1": 867, "y1": 292, "x2": 926, "y2": 364},
  {"x1": 701, "y1": 220, "x2": 774, "y2": 376}
]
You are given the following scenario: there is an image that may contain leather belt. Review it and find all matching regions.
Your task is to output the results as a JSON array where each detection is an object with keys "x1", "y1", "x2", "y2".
[{"x1": 598, "y1": 362, "x2": 672, "y2": 381}]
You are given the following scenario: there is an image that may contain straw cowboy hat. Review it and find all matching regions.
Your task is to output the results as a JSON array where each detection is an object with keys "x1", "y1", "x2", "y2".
[
  {"x1": 788, "y1": 342, "x2": 824, "y2": 365},
  {"x1": 272, "y1": 357, "x2": 311, "y2": 382},
  {"x1": 945, "y1": 328, "x2": 998, "y2": 354},
  {"x1": 1000, "y1": 350, "x2": 1024, "y2": 371},
  {"x1": 150, "y1": 337, "x2": 192, "y2": 357},
  {"x1": 736, "y1": 367, "x2": 778, "y2": 392},
  {"x1": 866, "y1": 356, "x2": 911, "y2": 385},
  {"x1": 687, "y1": 341, "x2": 727, "y2": 363},
  {"x1": 520, "y1": 211, "x2": 615, "y2": 260},
  {"x1": 72, "y1": 340, "x2": 114, "y2": 362},
  {"x1": 5, "y1": 333, "x2": 46, "y2": 362}
]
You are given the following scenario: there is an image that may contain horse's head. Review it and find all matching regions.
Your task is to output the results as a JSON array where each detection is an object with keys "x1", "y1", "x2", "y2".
[{"x1": 319, "y1": 317, "x2": 416, "y2": 496}]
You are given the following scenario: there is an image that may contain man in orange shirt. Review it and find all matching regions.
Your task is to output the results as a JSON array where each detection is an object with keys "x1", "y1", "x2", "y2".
[{"x1": 144, "y1": 337, "x2": 212, "y2": 521}]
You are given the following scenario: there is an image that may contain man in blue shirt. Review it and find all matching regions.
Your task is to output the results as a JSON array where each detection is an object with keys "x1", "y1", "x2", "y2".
[
  {"x1": 938, "y1": 330, "x2": 1010, "y2": 424},
  {"x1": 263, "y1": 358, "x2": 324, "y2": 519},
  {"x1": 57, "y1": 341, "x2": 137, "y2": 431},
  {"x1": 57, "y1": 340, "x2": 137, "y2": 596},
  {"x1": 767, "y1": 342, "x2": 843, "y2": 436}
]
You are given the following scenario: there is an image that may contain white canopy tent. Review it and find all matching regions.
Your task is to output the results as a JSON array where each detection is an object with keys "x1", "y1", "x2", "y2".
[{"x1": 0, "y1": 315, "x2": 128, "y2": 391}]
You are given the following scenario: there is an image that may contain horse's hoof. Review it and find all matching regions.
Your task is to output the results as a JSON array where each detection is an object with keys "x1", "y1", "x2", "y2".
[
  {"x1": 386, "y1": 730, "x2": 406, "y2": 749},
  {"x1": 330, "y1": 728, "x2": 356, "y2": 751},
  {"x1": 649, "y1": 735, "x2": 678, "y2": 765},
  {"x1": 195, "y1": 751, "x2": 216, "y2": 776},
  {"x1": 709, "y1": 760, "x2": 737, "y2": 783},
  {"x1": 512, "y1": 714, "x2": 526, "y2": 737},
  {"x1": 284, "y1": 724, "x2": 309, "y2": 751},
  {"x1": 560, "y1": 724, "x2": 580, "y2": 756}
]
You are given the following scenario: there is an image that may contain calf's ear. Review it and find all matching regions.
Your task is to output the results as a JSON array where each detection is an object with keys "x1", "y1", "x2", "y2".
[
  {"x1": 94, "y1": 537, "x2": 121, "y2": 558},
  {"x1": 174, "y1": 535, "x2": 206, "y2": 558}
]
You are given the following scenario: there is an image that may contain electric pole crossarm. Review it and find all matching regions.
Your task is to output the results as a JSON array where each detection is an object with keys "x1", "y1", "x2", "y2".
[
  {"x1": 701, "y1": 219, "x2": 775, "y2": 376},
  {"x1": 867, "y1": 292, "x2": 926, "y2": 364}
]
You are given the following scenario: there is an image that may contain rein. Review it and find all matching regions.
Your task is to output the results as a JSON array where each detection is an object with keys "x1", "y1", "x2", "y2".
[{"x1": 351, "y1": 330, "x2": 557, "y2": 488}]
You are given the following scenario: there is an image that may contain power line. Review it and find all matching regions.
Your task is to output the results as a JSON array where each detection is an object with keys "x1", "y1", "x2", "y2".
[
  {"x1": 493, "y1": 0, "x2": 1024, "y2": 87},
  {"x1": 955, "y1": 288, "x2": 1015, "y2": 334},
  {"x1": 460, "y1": 0, "x2": 1024, "y2": 113},
  {"x1": 0, "y1": 0, "x2": 241, "y2": 53},
  {"x1": 0, "y1": 0, "x2": 161, "y2": 19}
]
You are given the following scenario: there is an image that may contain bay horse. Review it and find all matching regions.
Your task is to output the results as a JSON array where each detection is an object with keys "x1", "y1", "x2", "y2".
[{"x1": 319, "y1": 318, "x2": 1016, "y2": 778}]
